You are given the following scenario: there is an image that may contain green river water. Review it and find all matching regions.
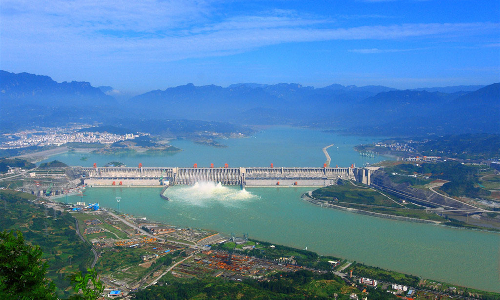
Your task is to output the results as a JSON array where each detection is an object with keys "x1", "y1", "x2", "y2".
[{"x1": 45, "y1": 127, "x2": 499, "y2": 292}]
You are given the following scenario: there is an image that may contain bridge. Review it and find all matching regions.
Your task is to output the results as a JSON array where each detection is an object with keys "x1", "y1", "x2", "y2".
[{"x1": 79, "y1": 165, "x2": 376, "y2": 187}]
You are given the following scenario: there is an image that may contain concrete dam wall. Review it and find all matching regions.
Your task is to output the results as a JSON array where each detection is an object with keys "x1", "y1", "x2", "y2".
[{"x1": 80, "y1": 166, "x2": 375, "y2": 187}]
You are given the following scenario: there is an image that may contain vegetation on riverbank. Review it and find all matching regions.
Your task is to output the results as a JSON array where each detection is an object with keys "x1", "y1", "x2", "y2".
[
  {"x1": 213, "y1": 239, "x2": 344, "y2": 271},
  {"x1": 347, "y1": 263, "x2": 420, "y2": 287},
  {"x1": 311, "y1": 181, "x2": 447, "y2": 222},
  {"x1": 309, "y1": 180, "x2": 500, "y2": 230}
]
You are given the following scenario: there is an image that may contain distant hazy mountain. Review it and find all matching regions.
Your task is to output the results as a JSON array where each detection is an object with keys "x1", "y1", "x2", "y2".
[
  {"x1": 128, "y1": 83, "x2": 397, "y2": 124},
  {"x1": 445, "y1": 83, "x2": 500, "y2": 132},
  {"x1": 349, "y1": 83, "x2": 499, "y2": 135},
  {"x1": 0, "y1": 70, "x2": 114, "y2": 106},
  {"x1": 412, "y1": 85, "x2": 485, "y2": 93},
  {"x1": 2, "y1": 70, "x2": 497, "y2": 136},
  {"x1": 359, "y1": 90, "x2": 457, "y2": 117},
  {"x1": 0, "y1": 70, "x2": 116, "y2": 131}
]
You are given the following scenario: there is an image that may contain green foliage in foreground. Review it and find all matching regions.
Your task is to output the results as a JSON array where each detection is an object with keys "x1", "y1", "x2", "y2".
[
  {"x1": 0, "y1": 190, "x2": 92, "y2": 297},
  {"x1": 0, "y1": 230, "x2": 57, "y2": 300},
  {"x1": 135, "y1": 270, "x2": 398, "y2": 300},
  {"x1": 69, "y1": 268, "x2": 104, "y2": 300}
]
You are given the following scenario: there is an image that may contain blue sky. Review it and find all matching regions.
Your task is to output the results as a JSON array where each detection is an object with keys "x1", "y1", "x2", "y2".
[{"x1": 1, "y1": 0, "x2": 499, "y2": 94}]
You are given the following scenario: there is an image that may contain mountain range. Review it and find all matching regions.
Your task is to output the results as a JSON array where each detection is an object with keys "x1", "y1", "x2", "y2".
[{"x1": 1, "y1": 70, "x2": 498, "y2": 136}]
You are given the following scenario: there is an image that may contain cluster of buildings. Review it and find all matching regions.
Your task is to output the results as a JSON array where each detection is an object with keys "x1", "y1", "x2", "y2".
[
  {"x1": 179, "y1": 250, "x2": 303, "y2": 280},
  {"x1": 404, "y1": 155, "x2": 441, "y2": 162},
  {"x1": 0, "y1": 124, "x2": 138, "y2": 149},
  {"x1": 374, "y1": 141, "x2": 417, "y2": 153}
]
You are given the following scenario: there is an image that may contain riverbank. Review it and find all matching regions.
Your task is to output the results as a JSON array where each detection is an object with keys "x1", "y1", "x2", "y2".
[
  {"x1": 303, "y1": 191, "x2": 500, "y2": 234},
  {"x1": 302, "y1": 191, "x2": 443, "y2": 225}
]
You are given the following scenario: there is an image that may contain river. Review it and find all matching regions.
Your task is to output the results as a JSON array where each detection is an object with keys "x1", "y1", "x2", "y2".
[{"x1": 45, "y1": 127, "x2": 500, "y2": 292}]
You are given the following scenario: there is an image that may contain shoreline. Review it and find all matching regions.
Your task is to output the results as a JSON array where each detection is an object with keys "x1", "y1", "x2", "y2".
[
  {"x1": 302, "y1": 192, "x2": 500, "y2": 233},
  {"x1": 301, "y1": 191, "x2": 443, "y2": 225}
]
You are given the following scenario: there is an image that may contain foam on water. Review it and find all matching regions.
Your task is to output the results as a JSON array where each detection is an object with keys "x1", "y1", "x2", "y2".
[{"x1": 165, "y1": 182, "x2": 258, "y2": 206}]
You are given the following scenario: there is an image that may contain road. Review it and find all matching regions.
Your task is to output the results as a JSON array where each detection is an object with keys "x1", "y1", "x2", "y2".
[
  {"x1": 428, "y1": 186, "x2": 487, "y2": 213},
  {"x1": 338, "y1": 262, "x2": 352, "y2": 272},
  {"x1": 322, "y1": 144, "x2": 334, "y2": 167},
  {"x1": 146, "y1": 254, "x2": 195, "y2": 288},
  {"x1": 105, "y1": 210, "x2": 161, "y2": 240}
]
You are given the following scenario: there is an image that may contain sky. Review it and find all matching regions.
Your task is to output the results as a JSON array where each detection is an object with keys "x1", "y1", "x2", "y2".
[{"x1": 1, "y1": 0, "x2": 499, "y2": 94}]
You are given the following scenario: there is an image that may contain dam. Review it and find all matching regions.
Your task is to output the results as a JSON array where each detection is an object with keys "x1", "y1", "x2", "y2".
[{"x1": 80, "y1": 164, "x2": 376, "y2": 187}]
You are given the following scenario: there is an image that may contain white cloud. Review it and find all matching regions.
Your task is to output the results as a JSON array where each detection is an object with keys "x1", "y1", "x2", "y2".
[
  {"x1": 349, "y1": 47, "x2": 428, "y2": 53},
  {"x1": 1, "y1": 0, "x2": 499, "y2": 65}
]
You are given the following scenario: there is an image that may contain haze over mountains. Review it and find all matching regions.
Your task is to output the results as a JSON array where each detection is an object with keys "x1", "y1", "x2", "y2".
[{"x1": 1, "y1": 70, "x2": 498, "y2": 136}]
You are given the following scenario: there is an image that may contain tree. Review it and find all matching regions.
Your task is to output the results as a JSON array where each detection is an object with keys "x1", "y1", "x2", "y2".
[
  {"x1": 69, "y1": 268, "x2": 104, "y2": 300},
  {"x1": 0, "y1": 230, "x2": 57, "y2": 300}
]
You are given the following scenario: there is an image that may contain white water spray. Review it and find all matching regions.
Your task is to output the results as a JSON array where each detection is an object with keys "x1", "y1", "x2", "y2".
[{"x1": 165, "y1": 182, "x2": 258, "y2": 206}]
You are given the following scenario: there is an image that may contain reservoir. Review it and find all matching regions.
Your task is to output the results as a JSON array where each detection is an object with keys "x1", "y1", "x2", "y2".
[
  {"x1": 41, "y1": 127, "x2": 383, "y2": 168},
  {"x1": 47, "y1": 127, "x2": 500, "y2": 292}
]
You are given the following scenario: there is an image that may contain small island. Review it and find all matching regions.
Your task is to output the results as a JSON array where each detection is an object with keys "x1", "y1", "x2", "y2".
[
  {"x1": 193, "y1": 138, "x2": 227, "y2": 148},
  {"x1": 104, "y1": 161, "x2": 126, "y2": 167}
]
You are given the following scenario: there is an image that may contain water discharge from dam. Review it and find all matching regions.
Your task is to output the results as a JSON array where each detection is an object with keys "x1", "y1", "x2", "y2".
[{"x1": 166, "y1": 182, "x2": 259, "y2": 206}]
